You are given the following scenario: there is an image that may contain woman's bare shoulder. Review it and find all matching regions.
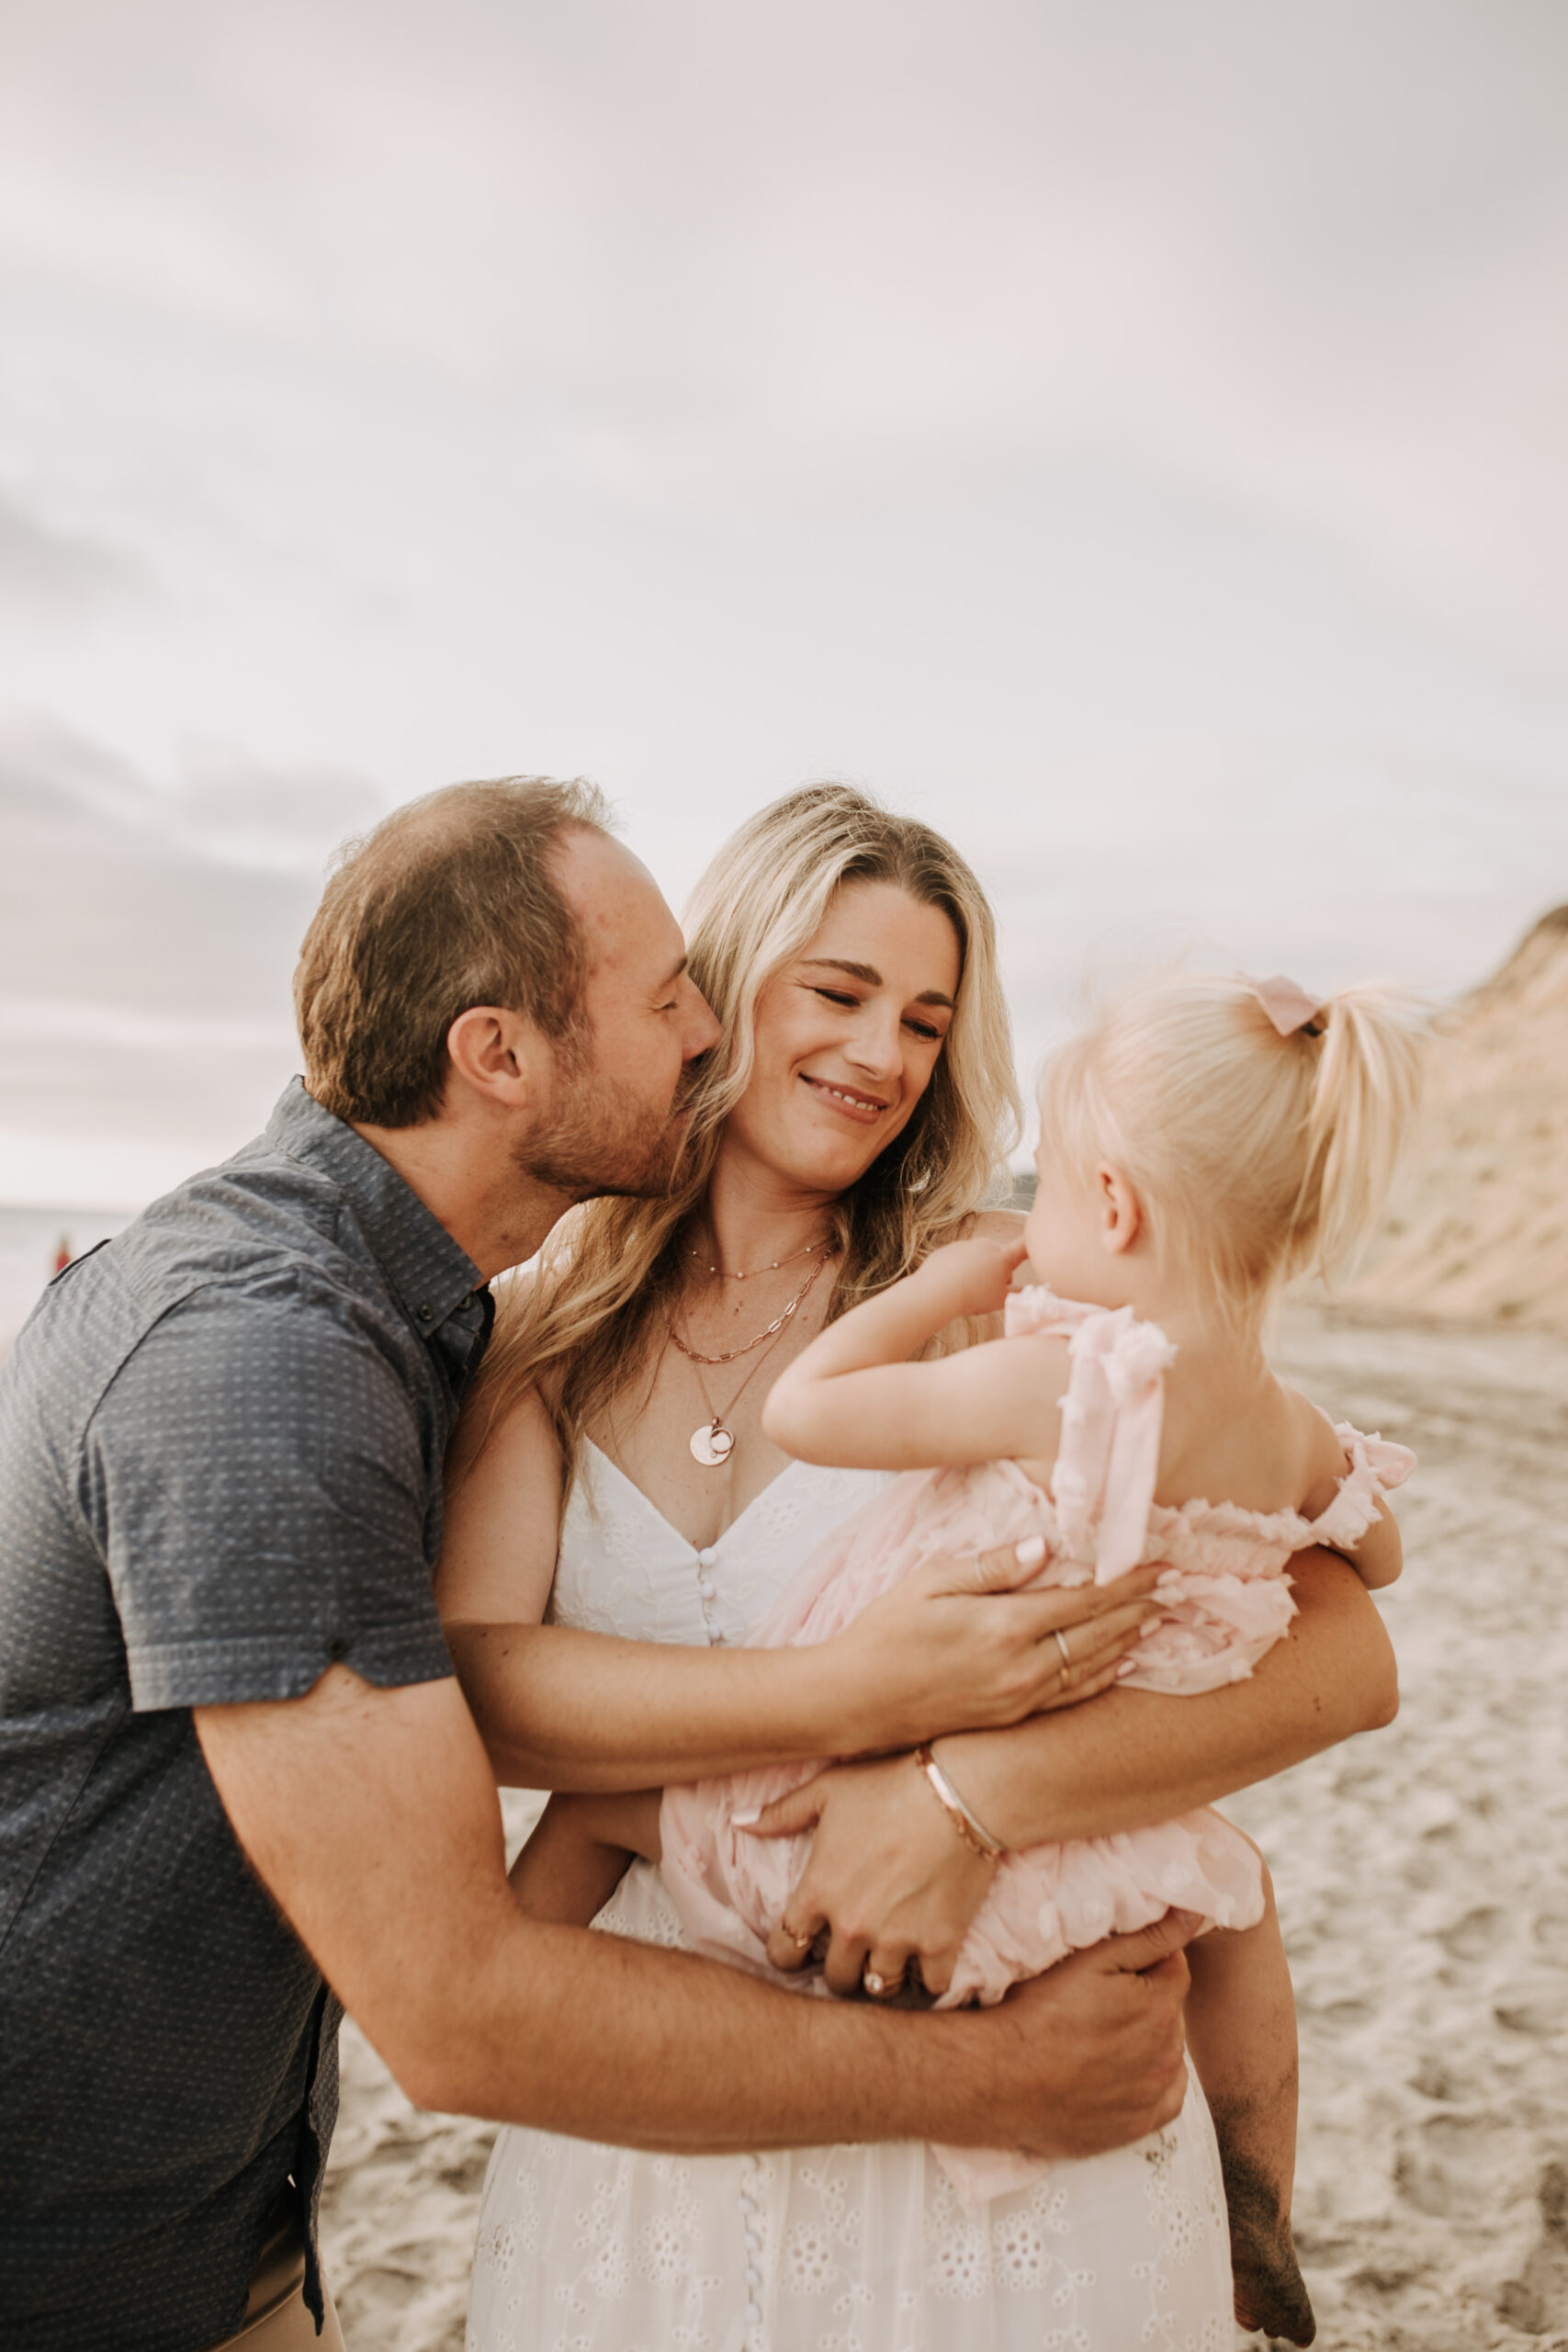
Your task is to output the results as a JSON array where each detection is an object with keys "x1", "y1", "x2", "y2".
[{"x1": 449, "y1": 1373, "x2": 559, "y2": 1487}]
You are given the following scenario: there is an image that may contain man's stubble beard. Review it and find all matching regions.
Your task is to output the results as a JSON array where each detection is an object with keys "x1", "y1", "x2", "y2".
[{"x1": 517, "y1": 1060, "x2": 692, "y2": 1204}]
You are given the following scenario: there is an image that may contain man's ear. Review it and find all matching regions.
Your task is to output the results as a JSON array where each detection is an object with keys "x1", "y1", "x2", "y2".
[
  {"x1": 445, "y1": 1006, "x2": 552, "y2": 1112},
  {"x1": 1095, "y1": 1162, "x2": 1144, "y2": 1256}
]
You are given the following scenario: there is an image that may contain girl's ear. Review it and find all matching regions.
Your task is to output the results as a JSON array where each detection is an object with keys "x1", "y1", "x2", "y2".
[{"x1": 1095, "y1": 1163, "x2": 1144, "y2": 1256}]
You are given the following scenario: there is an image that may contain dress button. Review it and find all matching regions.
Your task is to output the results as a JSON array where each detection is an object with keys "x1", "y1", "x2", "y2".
[
  {"x1": 697, "y1": 1576, "x2": 716, "y2": 1600},
  {"x1": 744, "y1": 2265, "x2": 761, "y2": 2289},
  {"x1": 697, "y1": 1545, "x2": 718, "y2": 1566},
  {"x1": 745, "y1": 2301, "x2": 762, "y2": 2324},
  {"x1": 742, "y1": 2229, "x2": 761, "y2": 2252}
]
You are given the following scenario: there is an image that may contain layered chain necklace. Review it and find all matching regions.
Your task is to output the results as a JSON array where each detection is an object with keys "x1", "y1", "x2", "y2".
[{"x1": 671, "y1": 1241, "x2": 833, "y2": 1468}]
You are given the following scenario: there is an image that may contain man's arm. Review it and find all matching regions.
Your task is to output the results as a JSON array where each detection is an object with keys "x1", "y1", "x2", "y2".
[{"x1": 195, "y1": 1665, "x2": 1192, "y2": 2158}]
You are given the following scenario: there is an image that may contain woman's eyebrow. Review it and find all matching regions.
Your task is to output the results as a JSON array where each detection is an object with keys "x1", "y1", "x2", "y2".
[{"x1": 800, "y1": 956, "x2": 955, "y2": 1010}]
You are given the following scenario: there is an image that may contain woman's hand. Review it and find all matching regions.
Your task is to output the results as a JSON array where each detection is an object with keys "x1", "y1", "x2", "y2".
[
  {"x1": 825, "y1": 1545, "x2": 1162, "y2": 1754},
  {"x1": 754, "y1": 1751, "x2": 996, "y2": 1996}
]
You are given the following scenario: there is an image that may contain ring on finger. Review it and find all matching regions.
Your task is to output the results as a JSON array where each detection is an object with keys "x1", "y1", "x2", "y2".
[
  {"x1": 1054, "y1": 1628, "x2": 1073, "y2": 1674},
  {"x1": 783, "y1": 1924, "x2": 815, "y2": 1952},
  {"x1": 863, "y1": 1964, "x2": 904, "y2": 1998}
]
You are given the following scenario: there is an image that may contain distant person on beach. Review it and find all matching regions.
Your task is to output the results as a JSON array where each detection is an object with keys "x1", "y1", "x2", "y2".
[
  {"x1": 1, "y1": 778, "x2": 1218, "y2": 2352},
  {"x1": 444, "y1": 787, "x2": 1404, "y2": 2352}
]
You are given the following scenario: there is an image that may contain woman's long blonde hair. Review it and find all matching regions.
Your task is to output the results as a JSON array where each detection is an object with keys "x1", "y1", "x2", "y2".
[{"x1": 468, "y1": 784, "x2": 1021, "y2": 1479}]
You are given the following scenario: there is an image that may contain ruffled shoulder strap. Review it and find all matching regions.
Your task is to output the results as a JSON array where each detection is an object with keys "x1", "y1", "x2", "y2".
[
  {"x1": 1004, "y1": 1290, "x2": 1176, "y2": 1584},
  {"x1": 1305, "y1": 1422, "x2": 1416, "y2": 1549},
  {"x1": 1002, "y1": 1283, "x2": 1101, "y2": 1340}
]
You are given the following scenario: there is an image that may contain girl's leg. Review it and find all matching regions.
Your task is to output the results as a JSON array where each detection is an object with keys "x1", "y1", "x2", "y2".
[{"x1": 1186, "y1": 1849, "x2": 1316, "y2": 2346}]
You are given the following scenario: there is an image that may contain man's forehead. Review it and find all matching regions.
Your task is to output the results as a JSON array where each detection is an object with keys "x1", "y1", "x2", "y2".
[{"x1": 557, "y1": 827, "x2": 681, "y2": 965}]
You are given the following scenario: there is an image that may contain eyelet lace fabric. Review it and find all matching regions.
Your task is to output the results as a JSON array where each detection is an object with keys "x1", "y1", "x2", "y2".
[{"x1": 468, "y1": 1442, "x2": 1233, "y2": 2349}]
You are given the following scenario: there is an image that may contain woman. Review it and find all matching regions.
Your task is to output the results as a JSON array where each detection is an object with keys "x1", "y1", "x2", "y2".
[{"x1": 440, "y1": 785, "x2": 1393, "y2": 2349}]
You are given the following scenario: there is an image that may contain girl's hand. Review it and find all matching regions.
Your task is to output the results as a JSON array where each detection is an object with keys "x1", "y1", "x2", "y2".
[
  {"x1": 917, "y1": 1235, "x2": 1031, "y2": 1322},
  {"x1": 754, "y1": 1752, "x2": 996, "y2": 1997}
]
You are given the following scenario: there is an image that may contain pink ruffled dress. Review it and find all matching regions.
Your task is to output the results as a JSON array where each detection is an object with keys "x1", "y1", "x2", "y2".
[{"x1": 660, "y1": 1287, "x2": 1414, "y2": 2203}]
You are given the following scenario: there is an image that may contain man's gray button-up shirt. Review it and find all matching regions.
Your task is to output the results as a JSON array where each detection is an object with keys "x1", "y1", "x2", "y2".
[{"x1": 0, "y1": 1080, "x2": 493, "y2": 2352}]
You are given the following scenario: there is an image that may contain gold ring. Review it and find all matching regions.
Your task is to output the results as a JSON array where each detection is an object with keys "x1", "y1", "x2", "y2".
[
  {"x1": 1055, "y1": 1629, "x2": 1072, "y2": 1671},
  {"x1": 784, "y1": 1925, "x2": 814, "y2": 1952},
  {"x1": 863, "y1": 1967, "x2": 900, "y2": 1997}
]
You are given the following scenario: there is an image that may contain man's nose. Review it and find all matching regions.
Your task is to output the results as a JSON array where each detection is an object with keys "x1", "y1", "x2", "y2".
[{"x1": 683, "y1": 982, "x2": 722, "y2": 1060}]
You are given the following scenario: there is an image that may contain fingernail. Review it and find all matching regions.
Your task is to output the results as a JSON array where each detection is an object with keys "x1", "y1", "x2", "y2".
[
  {"x1": 1014, "y1": 1536, "x2": 1045, "y2": 1566},
  {"x1": 1140, "y1": 1615, "x2": 1160, "y2": 1633},
  {"x1": 1115, "y1": 1657, "x2": 1137, "y2": 1678},
  {"x1": 731, "y1": 1808, "x2": 761, "y2": 1827}
]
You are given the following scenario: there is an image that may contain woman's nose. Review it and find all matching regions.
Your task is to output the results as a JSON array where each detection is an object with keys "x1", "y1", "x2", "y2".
[{"x1": 846, "y1": 1006, "x2": 903, "y2": 1078}]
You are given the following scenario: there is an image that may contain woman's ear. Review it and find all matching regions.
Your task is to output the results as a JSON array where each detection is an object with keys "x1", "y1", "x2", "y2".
[{"x1": 1095, "y1": 1163, "x2": 1144, "y2": 1256}]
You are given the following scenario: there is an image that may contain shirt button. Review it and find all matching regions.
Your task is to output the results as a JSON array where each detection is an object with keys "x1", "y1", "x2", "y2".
[{"x1": 417, "y1": 1304, "x2": 434, "y2": 1321}]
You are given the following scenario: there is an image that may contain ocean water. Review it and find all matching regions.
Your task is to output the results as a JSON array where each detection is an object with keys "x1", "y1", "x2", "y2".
[{"x1": 0, "y1": 1204, "x2": 132, "y2": 1348}]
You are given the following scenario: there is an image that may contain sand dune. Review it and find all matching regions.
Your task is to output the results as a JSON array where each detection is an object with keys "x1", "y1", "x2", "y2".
[
  {"x1": 1347, "y1": 905, "x2": 1568, "y2": 1330},
  {"x1": 319, "y1": 1306, "x2": 1568, "y2": 2351}
]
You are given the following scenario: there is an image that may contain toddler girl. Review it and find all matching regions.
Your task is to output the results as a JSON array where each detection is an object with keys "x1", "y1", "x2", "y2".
[{"x1": 517, "y1": 968, "x2": 1425, "y2": 2346}]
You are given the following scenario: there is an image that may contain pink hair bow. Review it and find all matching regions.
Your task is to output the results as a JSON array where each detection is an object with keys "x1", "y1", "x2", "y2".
[{"x1": 1238, "y1": 972, "x2": 1327, "y2": 1037}]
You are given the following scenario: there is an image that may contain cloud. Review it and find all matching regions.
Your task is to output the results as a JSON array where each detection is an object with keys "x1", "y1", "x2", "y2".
[
  {"x1": 0, "y1": 715, "x2": 325, "y2": 1189},
  {"x1": 0, "y1": 489, "x2": 147, "y2": 611},
  {"x1": 0, "y1": 2, "x2": 1565, "y2": 1201}
]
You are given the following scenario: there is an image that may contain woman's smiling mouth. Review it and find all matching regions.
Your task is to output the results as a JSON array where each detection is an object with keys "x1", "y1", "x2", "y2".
[{"x1": 801, "y1": 1073, "x2": 889, "y2": 1123}]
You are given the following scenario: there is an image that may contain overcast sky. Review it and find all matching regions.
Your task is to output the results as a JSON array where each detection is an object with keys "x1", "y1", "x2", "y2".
[{"x1": 3, "y1": 0, "x2": 1566, "y2": 1204}]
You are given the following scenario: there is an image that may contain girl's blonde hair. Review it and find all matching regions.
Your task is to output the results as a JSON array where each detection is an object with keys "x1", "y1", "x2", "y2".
[
  {"x1": 1039, "y1": 970, "x2": 1427, "y2": 1324},
  {"x1": 469, "y1": 783, "x2": 1021, "y2": 1477}
]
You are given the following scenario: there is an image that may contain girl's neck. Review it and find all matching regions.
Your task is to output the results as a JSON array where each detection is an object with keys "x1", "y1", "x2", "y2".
[
  {"x1": 1092, "y1": 1264, "x2": 1273, "y2": 1388},
  {"x1": 694, "y1": 1147, "x2": 840, "y2": 1281}
]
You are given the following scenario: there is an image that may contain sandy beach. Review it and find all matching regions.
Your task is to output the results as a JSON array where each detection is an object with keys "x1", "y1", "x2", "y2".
[{"x1": 316, "y1": 1300, "x2": 1568, "y2": 2350}]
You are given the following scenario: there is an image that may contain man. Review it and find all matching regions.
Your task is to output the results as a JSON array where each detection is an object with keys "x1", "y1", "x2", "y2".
[{"x1": 0, "y1": 778, "x2": 1385, "y2": 2350}]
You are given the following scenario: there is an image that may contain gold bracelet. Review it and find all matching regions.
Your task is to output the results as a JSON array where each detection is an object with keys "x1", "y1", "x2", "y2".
[{"x1": 913, "y1": 1743, "x2": 1006, "y2": 1860}]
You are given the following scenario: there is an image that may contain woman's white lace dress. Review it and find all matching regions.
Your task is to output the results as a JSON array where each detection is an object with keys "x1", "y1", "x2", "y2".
[{"x1": 466, "y1": 1442, "x2": 1233, "y2": 2352}]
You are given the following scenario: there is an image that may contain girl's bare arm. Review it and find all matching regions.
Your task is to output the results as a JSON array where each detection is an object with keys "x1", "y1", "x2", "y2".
[
  {"x1": 1295, "y1": 1398, "x2": 1405, "y2": 1590},
  {"x1": 509, "y1": 1790, "x2": 662, "y2": 1926},
  {"x1": 762, "y1": 1238, "x2": 1064, "y2": 1469}
]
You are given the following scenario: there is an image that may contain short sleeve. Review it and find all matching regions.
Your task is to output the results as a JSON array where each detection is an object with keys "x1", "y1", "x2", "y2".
[{"x1": 85, "y1": 1283, "x2": 455, "y2": 1711}]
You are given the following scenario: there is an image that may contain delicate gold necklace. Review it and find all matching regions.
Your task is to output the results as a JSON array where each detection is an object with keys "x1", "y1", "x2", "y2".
[
  {"x1": 687, "y1": 1233, "x2": 831, "y2": 1282},
  {"x1": 672, "y1": 1249, "x2": 833, "y2": 1467}
]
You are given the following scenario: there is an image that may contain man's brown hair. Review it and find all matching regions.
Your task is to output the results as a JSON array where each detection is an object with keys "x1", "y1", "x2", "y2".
[{"x1": 295, "y1": 775, "x2": 614, "y2": 1126}]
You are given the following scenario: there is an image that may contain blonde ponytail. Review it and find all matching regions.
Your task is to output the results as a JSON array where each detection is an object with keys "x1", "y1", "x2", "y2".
[
  {"x1": 1298, "y1": 985, "x2": 1427, "y2": 1284},
  {"x1": 1039, "y1": 970, "x2": 1429, "y2": 1325}
]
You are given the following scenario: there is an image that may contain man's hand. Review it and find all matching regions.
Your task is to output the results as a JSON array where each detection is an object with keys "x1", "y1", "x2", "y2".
[
  {"x1": 829, "y1": 1547, "x2": 1161, "y2": 1754},
  {"x1": 967, "y1": 1913, "x2": 1196, "y2": 2160}
]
